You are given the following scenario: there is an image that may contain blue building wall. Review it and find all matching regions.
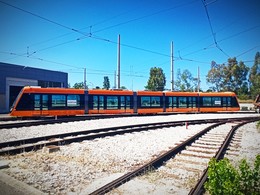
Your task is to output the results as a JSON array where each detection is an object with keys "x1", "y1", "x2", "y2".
[{"x1": 0, "y1": 62, "x2": 68, "y2": 113}]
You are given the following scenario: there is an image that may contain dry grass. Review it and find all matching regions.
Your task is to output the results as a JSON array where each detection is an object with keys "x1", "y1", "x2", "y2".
[
  {"x1": 238, "y1": 99, "x2": 254, "y2": 103},
  {"x1": 257, "y1": 121, "x2": 260, "y2": 132}
]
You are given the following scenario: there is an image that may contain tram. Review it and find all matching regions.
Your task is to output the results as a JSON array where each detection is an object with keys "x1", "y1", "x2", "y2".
[{"x1": 10, "y1": 86, "x2": 240, "y2": 117}]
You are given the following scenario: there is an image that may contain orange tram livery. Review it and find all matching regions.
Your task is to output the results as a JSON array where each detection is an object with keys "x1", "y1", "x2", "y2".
[{"x1": 10, "y1": 86, "x2": 240, "y2": 117}]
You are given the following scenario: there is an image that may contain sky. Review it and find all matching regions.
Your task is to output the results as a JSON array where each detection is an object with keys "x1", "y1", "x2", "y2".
[{"x1": 0, "y1": 0, "x2": 260, "y2": 91}]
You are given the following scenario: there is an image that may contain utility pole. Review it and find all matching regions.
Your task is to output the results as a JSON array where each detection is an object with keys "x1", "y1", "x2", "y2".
[
  {"x1": 130, "y1": 64, "x2": 133, "y2": 90},
  {"x1": 171, "y1": 41, "x2": 174, "y2": 91},
  {"x1": 84, "y1": 68, "x2": 87, "y2": 89},
  {"x1": 114, "y1": 70, "x2": 116, "y2": 89},
  {"x1": 197, "y1": 66, "x2": 200, "y2": 92},
  {"x1": 117, "y1": 34, "x2": 121, "y2": 89}
]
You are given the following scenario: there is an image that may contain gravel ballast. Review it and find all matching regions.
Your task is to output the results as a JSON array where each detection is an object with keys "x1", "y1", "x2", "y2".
[
  {"x1": 112, "y1": 122, "x2": 260, "y2": 194},
  {"x1": 0, "y1": 113, "x2": 258, "y2": 142},
  {"x1": 0, "y1": 113, "x2": 259, "y2": 194}
]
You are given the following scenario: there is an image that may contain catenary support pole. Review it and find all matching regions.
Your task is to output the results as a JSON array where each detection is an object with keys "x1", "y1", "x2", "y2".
[
  {"x1": 84, "y1": 68, "x2": 87, "y2": 89},
  {"x1": 171, "y1": 41, "x2": 174, "y2": 91},
  {"x1": 198, "y1": 66, "x2": 200, "y2": 92},
  {"x1": 117, "y1": 34, "x2": 121, "y2": 89}
]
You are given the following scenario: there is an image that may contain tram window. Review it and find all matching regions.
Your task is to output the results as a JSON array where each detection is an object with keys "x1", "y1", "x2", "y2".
[
  {"x1": 67, "y1": 95, "x2": 80, "y2": 107},
  {"x1": 179, "y1": 97, "x2": 187, "y2": 108},
  {"x1": 188, "y1": 97, "x2": 197, "y2": 108},
  {"x1": 140, "y1": 96, "x2": 162, "y2": 108},
  {"x1": 99, "y1": 96, "x2": 104, "y2": 110},
  {"x1": 92, "y1": 95, "x2": 104, "y2": 110},
  {"x1": 188, "y1": 97, "x2": 191, "y2": 108},
  {"x1": 203, "y1": 97, "x2": 212, "y2": 107},
  {"x1": 192, "y1": 97, "x2": 197, "y2": 108},
  {"x1": 16, "y1": 94, "x2": 33, "y2": 110},
  {"x1": 125, "y1": 96, "x2": 131, "y2": 109},
  {"x1": 223, "y1": 97, "x2": 227, "y2": 107},
  {"x1": 173, "y1": 97, "x2": 177, "y2": 108},
  {"x1": 107, "y1": 96, "x2": 119, "y2": 109},
  {"x1": 231, "y1": 97, "x2": 239, "y2": 107},
  {"x1": 212, "y1": 97, "x2": 221, "y2": 107},
  {"x1": 42, "y1": 95, "x2": 48, "y2": 110},
  {"x1": 121, "y1": 96, "x2": 125, "y2": 110},
  {"x1": 93, "y1": 96, "x2": 98, "y2": 109},
  {"x1": 141, "y1": 97, "x2": 150, "y2": 107},
  {"x1": 151, "y1": 97, "x2": 160, "y2": 107},
  {"x1": 168, "y1": 97, "x2": 173, "y2": 108},
  {"x1": 121, "y1": 96, "x2": 131, "y2": 109},
  {"x1": 166, "y1": 97, "x2": 177, "y2": 108},
  {"x1": 34, "y1": 95, "x2": 41, "y2": 110},
  {"x1": 227, "y1": 97, "x2": 231, "y2": 106},
  {"x1": 52, "y1": 95, "x2": 66, "y2": 107}
]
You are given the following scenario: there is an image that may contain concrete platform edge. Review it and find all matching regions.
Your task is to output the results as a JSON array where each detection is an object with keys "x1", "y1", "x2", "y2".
[{"x1": 0, "y1": 171, "x2": 46, "y2": 195}]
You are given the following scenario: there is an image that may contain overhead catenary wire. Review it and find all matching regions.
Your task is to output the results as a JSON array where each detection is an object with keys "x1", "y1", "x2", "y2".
[
  {"x1": 27, "y1": 8, "x2": 133, "y2": 48},
  {"x1": 179, "y1": 9, "x2": 257, "y2": 52},
  {"x1": 0, "y1": 50, "x2": 148, "y2": 78},
  {"x1": 236, "y1": 45, "x2": 260, "y2": 58},
  {"x1": 1, "y1": 0, "x2": 259, "y2": 78},
  {"x1": 0, "y1": 0, "x2": 198, "y2": 57},
  {"x1": 201, "y1": 0, "x2": 230, "y2": 58},
  {"x1": 202, "y1": 0, "x2": 217, "y2": 45},
  {"x1": 0, "y1": 0, "x2": 86, "y2": 36},
  {"x1": 91, "y1": 0, "x2": 198, "y2": 34},
  {"x1": 218, "y1": 24, "x2": 260, "y2": 44},
  {"x1": 43, "y1": 0, "x2": 198, "y2": 47},
  {"x1": 0, "y1": 51, "x2": 83, "y2": 69},
  {"x1": 178, "y1": 23, "x2": 260, "y2": 62},
  {"x1": 2, "y1": 0, "x2": 257, "y2": 64}
]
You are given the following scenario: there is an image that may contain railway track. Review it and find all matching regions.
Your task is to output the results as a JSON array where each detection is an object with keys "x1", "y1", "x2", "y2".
[
  {"x1": 0, "y1": 114, "x2": 138, "y2": 129},
  {"x1": 88, "y1": 117, "x2": 259, "y2": 195},
  {"x1": 188, "y1": 119, "x2": 255, "y2": 195},
  {"x1": 0, "y1": 111, "x2": 256, "y2": 129},
  {"x1": 0, "y1": 118, "x2": 226, "y2": 155}
]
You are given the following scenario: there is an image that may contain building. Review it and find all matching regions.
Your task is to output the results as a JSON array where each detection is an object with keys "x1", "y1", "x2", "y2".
[{"x1": 0, "y1": 62, "x2": 68, "y2": 113}]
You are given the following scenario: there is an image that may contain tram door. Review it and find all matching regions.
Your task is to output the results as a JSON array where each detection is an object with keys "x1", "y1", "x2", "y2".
[
  {"x1": 222, "y1": 97, "x2": 229, "y2": 111},
  {"x1": 34, "y1": 94, "x2": 48, "y2": 115}
]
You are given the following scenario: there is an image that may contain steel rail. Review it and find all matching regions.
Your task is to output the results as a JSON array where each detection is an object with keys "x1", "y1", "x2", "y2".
[
  {"x1": 0, "y1": 112, "x2": 257, "y2": 129},
  {"x1": 188, "y1": 118, "x2": 259, "y2": 195},
  {"x1": 0, "y1": 118, "x2": 216, "y2": 155},
  {"x1": 0, "y1": 117, "x2": 258, "y2": 156},
  {"x1": 88, "y1": 117, "x2": 259, "y2": 195},
  {"x1": 0, "y1": 114, "x2": 138, "y2": 129}
]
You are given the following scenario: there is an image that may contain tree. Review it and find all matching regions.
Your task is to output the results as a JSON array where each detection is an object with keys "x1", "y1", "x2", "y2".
[
  {"x1": 233, "y1": 61, "x2": 250, "y2": 99},
  {"x1": 145, "y1": 67, "x2": 166, "y2": 91},
  {"x1": 206, "y1": 62, "x2": 226, "y2": 92},
  {"x1": 175, "y1": 69, "x2": 197, "y2": 91},
  {"x1": 73, "y1": 82, "x2": 84, "y2": 89},
  {"x1": 103, "y1": 76, "x2": 110, "y2": 90},
  {"x1": 206, "y1": 58, "x2": 249, "y2": 99},
  {"x1": 224, "y1": 58, "x2": 249, "y2": 96},
  {"x1": 249, "y1": 52, "x2": 260, "y2": 99}
]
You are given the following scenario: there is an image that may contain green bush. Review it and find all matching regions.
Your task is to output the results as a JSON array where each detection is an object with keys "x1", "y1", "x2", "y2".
[
  {"x1": 257, "y1": 121, "x2": 260, "y2": 130},
  {"x1": 204, "y1": 155, "x2": 260, "y2": 195}
]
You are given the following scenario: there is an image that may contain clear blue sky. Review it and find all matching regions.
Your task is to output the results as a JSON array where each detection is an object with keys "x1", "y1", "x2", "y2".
[{"x1": 1, "y1": 0, "x2": 260, "y2": 90}]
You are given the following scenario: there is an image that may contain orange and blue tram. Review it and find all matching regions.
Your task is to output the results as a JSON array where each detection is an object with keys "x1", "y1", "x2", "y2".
[{"x1": 10, "y1": 86, "x2": 240, "y2": 117}]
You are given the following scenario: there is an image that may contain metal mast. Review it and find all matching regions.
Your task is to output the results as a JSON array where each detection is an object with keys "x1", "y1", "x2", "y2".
[
  {"x1": 171, "y1": 41, "x2": 174, "y2": 91},
  {"x1": 117, "y1": 34, "x2": 121, "y2": 89},
  {"x1": 84, "y1": 68, "x2": 87, "y2": 89},
  {"x1": 197, "y1": 66, "x2": 200, "y2": 92},
  {"x1": 114, "y1": 70, "x2": 116, "y2": 89}
]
